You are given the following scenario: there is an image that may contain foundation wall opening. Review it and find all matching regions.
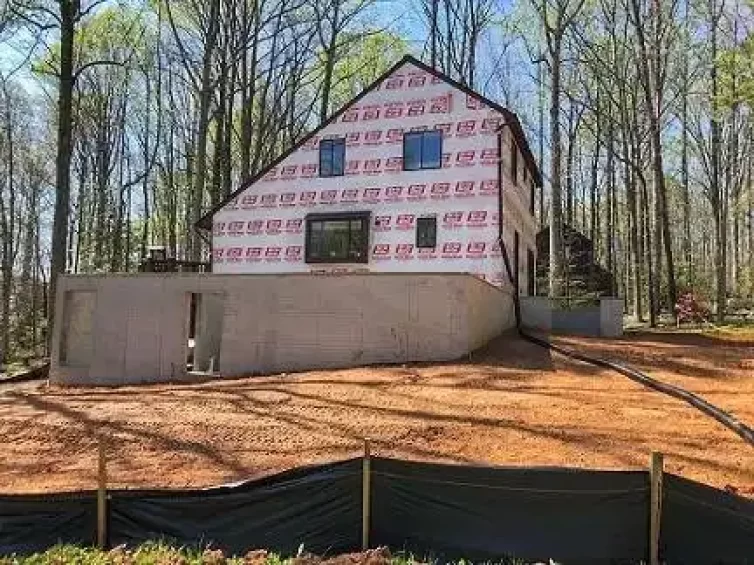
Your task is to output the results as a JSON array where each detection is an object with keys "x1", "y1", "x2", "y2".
[{"x1": 187, "y1": 292, "x2": 225, "y2": 373}]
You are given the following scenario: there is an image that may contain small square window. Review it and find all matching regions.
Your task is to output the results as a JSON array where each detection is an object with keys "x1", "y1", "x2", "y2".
[
  {"x1": 403, "y1": 130, "x2": 442, "y2": 170},
  {"x1": 416, "y1": 217, "x2": 437, "y2": 248},
  {"x1": 320, "y1": 138, "x2": 345, "y2": 177}
]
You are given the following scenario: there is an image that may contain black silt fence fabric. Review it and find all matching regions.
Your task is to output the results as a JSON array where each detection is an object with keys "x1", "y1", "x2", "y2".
[
  {"x1": 109, "y1": 458, "x2": 362, "y2": 557},
  {"x1": 0, "y1": 492, "x2": 97, "y2": 555},
  {"x1": 661, "y1": 474, "x2": 754, "y2": 564},
  {"x1": 369, "y1": 457, "x2": 649, "y2": 564}
]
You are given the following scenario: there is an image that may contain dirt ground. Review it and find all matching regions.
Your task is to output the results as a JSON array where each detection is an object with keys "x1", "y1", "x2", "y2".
[{"x1": 0, "y1": 332, "x2": 751, "y2": 495}]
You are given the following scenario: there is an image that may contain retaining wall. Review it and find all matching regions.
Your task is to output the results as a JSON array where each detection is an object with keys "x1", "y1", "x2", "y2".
[
  {"x1": 50, "y1": 273, "x2": 515, "y2": 386},
  {"x1": 520, "y1": 296, "x2": 624, "y2": 337}
]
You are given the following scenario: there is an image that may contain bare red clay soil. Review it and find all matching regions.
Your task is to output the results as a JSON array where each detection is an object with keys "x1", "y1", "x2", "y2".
[{"x1": 0, "y1": 332, "x2": 751, "y2": 495}]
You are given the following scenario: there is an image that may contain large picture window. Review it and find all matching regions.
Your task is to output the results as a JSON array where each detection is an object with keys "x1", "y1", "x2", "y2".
[
  {"x1": 403, "y1": 130, "x2": 442, "y2": 170},
  {"x1": 319, "y1": 138, "x2": 345, "y2": 177},
  {"x1": 305, "y1": 212, "x2": 370, "y2": 263}
]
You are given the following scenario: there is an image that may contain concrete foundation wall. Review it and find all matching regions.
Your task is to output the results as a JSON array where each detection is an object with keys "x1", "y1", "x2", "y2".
[
  {"x1": 520, "y1": 296, "x2": 624, "y2": 337},
  {"x1": 51, "y1": 273, "x2": 515, "y2": 386}
]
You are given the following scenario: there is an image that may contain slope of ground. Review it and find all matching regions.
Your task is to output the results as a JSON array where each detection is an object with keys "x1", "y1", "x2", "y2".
[{"x1": 0, "y1": 333, "x2": 751, "y2": 495}]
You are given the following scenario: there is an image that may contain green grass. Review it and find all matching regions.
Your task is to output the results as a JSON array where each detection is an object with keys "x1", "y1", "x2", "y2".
[{"x1": 0, "y1": 543, "x2": 534, "y2": 565}]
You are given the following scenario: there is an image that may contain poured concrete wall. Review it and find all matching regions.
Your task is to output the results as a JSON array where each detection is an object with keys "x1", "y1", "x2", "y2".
[
  {"x1": 520, "y1": 296, "x2": 624, "y2": 337},
  {"x1": 50, "y1": 273, "x2": 514, "y2": 386}
]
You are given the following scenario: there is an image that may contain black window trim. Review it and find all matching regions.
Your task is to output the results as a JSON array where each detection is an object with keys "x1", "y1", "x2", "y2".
[
  {"x1": 402, "y1": 129, "x2": 443, "y2": 171},
  {"x1": 416, "y1": 216, "x2": 437, "y2": 249},
  {"x1": 319, "y1": 137, "x2": 345, "y2": 177},
  {"x1": 304, "y1": 211, "x2": 370, "y2": 264}
]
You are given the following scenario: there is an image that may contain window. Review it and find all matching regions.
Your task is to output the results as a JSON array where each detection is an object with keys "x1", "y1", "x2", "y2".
[
  {"x1": 511, "y1": 140, "x2": 518, "y2": 184},
  {"x1": 319, "y1": 138, "x2": 345, "y2": 177},
  {"x1": 403, "y1": 130, "x2": 442, "y2": 170},
  {"x1": 305, "y1": 212, "x2": 369, "y2": 263},
  {"x1": 416, "y1": 217, "x2": 437, "y2": 248}
]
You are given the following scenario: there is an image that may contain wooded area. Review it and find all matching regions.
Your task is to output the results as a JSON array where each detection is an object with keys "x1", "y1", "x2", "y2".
[{"x1": 0, "y1": 0, "x2": 752, "y2": 364}]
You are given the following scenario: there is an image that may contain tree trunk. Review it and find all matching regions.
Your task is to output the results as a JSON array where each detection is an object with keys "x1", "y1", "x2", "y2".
[
  {"x1": 49, "y1": 0, "x2": 76, "y2": 343},
  {"x1": 548, "y1": 32, "x2": 565, "y2": 297}
]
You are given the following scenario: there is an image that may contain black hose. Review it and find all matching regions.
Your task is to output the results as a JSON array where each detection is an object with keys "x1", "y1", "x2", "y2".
[{"x1": 518, "y1": 329, "x2": 754, "y2": 448}]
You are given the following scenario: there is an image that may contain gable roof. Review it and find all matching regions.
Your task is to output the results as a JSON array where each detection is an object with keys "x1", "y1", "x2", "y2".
[{"x1": 196, "y1": 54, "x2": 542, "y2": 231}]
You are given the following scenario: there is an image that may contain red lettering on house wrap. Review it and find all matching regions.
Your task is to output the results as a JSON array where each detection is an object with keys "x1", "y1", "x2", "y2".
[
  {"x1": 363, "y1": 159, "x2": 382, "y2": 175},
  {"x1": 362, "y1": 105, "x2": 381, "y2": 121},
  {"x1": 480, "y1": 180, "x2": 498, "y2": 195},
  {"x1": 342, "y1": 107, "x2": 359, "y2": 123},
  {"x1": 455, "y1": 181, "x2": 475, "y2": 198},
  {"x1": 227, "y1": 247, "x2": 243, "y2": 262},
  {"x1": 385, "y1": 157, "x2": 403, "y2": 172},
  {"x1": 409, "y1": 75, "x2": 426, "y2": 88},
  {"x1": 299, "y1": 191, "x2": 316, "y2": 206},
  {"x1": 363, "y1": 188, "x2": 381, "y2": 203},
  {"x1": 456, "y1": 120, "x2": 477, "y2": 137},
  {"x1": 364, "y1": 130, "x2": 382, "y2": 145},
  {"x1": 481, "y1": 117, "x2": 502, "y2": 134},
  {"x1": 280, "y1": 165, "x2": 297, "y2": 179},
  {"x1": 442, "y1": 211, "x2": 464, "y2": 228},
  {"x1": 301, "y1": 164, "x2": 317, "y2": 177},
  {"x1": 320, "y1": 190, "x2": 337, "y2": 205},
  {"x1": 374, "y1": 215, "x2": 392, "y2": 232},
  {"x1": 285, "y1": 218, "x2": 303, "y2": 233},
  {"x1": 431, "y1": 182, "x2": 450, "y2": 200},
  {"x1": 456, "y1": 150, "x2": 476, "y2": 167},
  {"x1": 241, "y1": 194, "x2": 257, "y2": 209},
  {"x1": 386, "y1": 129, "x2": 403, "y2": 144},
  {"x1": 372, "y1": 244, "x2": 391, "y2": 260},
  {"x1": 285, "y1": 246, "x2": 302, "y2": 262},
  {"x1": 441, "y1": 242, "x2": 462, "y2": 258},
  {"x1": 385, "y1": 103, "x2": 404, "y2": 119},
  {"x1": 341, "y1": 189, "x2": 359, "y2": 203},
  {"x1": 396, "y1": 214, "x2": 415, "y2": 230},
  {"x1": 262, "y1": 167, "x2": 278, "y2": 182},
  {"x1": 395, "y1": 243, "x2": 414, "y2": 260},
  {"x1": 466, "y1": 242, "x2": 487, "y2": 258},
  {"x1": 407, "y1": 100, "x2": 426, "y2": 116},
  {"x1": 385, "y1": 186, "x2": 403, "y2": 201},
  {"x1": 480, "y1": 148, "x2": 498, "y2": 165},
  {"x1": 467, "y1": 211, "x2": 488, "y2": 228},
  {"x1": 245, "y1": 247, "x2": 263, "y2": 261},
  {"x1": 247, "y1": 220, "x2": 264, "y2": 235},
  {"x1": 407, "y1": 184, "x2": 427, "y2": 200},
  {"x1": 228, "y1": 221, "x2": 245, "y2": 236}
]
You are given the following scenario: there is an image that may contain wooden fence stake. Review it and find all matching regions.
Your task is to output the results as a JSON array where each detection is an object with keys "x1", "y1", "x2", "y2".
[
  {"x1": 361, "y1": 438, "x2": 371, "y2": 551},
  {"x1": 97, "y1": 437, "x2": 108, "y2": 550},
  {"x1": 649, "y1": 451, "x2": 664, "y2": 565}
]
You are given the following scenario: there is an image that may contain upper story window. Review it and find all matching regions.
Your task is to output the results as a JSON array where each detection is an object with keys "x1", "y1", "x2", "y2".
[
  {"x1": 403, "y1": 130, "x2": 442, "y2": 170},
  {"x1": 319, "y1": 138, "x2": 345, "y2": 177},
  {"x1": 511, "y1": 139, "x2": 518, "y2": 184}
]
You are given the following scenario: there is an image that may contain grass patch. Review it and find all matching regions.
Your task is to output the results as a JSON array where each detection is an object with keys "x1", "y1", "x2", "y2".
[
  {"x1": 0, "y1": 543, "x2": 534, "y2": 565},
  {"x1": 702, "y1": 320, "x2": 754, "y2": 342}
]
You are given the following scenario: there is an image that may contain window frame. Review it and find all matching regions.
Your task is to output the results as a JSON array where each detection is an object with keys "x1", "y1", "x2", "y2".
[
  {"x1": 304, "y1": 211, "x2": 370, "y2": 264},
  {"x1": 402, "y1": 129, "x2": 443, "y2": 171},
  {"x1": 319, "y1": 138, "x2": 346, "y2": 177},
  {"x1": 416, "y1": 216, "x2": 437, "y2": 249}
]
